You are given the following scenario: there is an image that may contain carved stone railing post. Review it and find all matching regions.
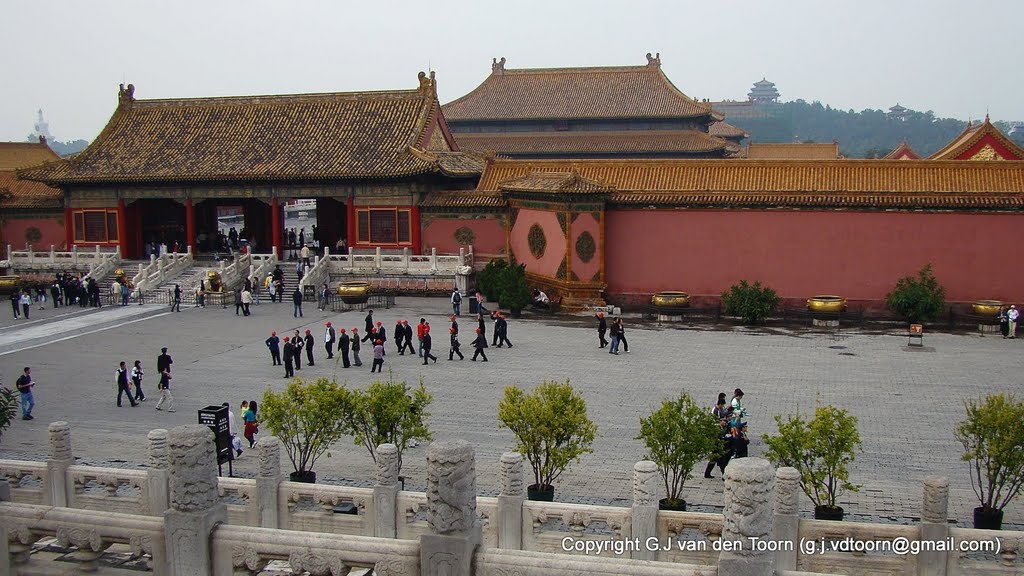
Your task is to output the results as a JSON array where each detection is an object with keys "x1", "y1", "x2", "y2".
[
  {"x1": 49, "y1": 245, "x2": 55, "y2": 263},
  {"x1": 772, "y1": 467, "x2": 800, "y2": 571},
  {"x1": 430, "y1": 248, "x2": 438, "y2": 273},
  {"x1": 164, "y1": 424, "x2": 227, "y2": 575},
  {"x1": 71, "y1": 244, "x2": 78, "y2": 264},
  {"x1": 147, "y1": 429, "x2": 170, "y2": 515},
  {"x1": 375, "y1": 246, "x2": 382, "y2": 270},
  {"x1": 421, "y1": 440, "x2": 480, "y2": 576},
  {"x1": 26, "y1": 244, "x2": 33, "y2": 264},
  {"x1": 46, "y1": 421, "x2": 73, "y2": 507},
  {"x1": 631, "y1": 460, "x2": 659, "y2": 560},
  {"x1": 919, "y1": 476, "x2": 950, "y2": 576},
  {"x1": 256, "y1": 436, "x2": 282, "y2": 528},
  {"x1": 402, "y1": 247, "x2": 410, "y2": 273},
  {"x1": 497, "y1": 452, "x2": 524, "y2": 549},
  {"x1": 374, "y1": 443, "x2": 401, "y2": 538},
  {"x1": 719, "y1": 457, "x2": 775, "y2": 576}
]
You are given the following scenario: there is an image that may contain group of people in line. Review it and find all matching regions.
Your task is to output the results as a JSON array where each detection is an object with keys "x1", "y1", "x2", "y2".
[
  {"x1": 8, "y1": 273, "x2": 104, "y2": 320},
  {"x1": 704, "y1": 389, "x2": 750, "y2": 479},
  {"x1": 111, "y1": 347, "x2": 176, "y2": 412}
]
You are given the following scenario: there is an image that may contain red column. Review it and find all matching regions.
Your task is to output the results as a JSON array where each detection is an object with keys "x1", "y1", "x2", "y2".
[
  {"x1": 410, "y1": 205, "x2": 422, "y2": 254},
  {"x1": 116, "y1": 199, "x2": 128, "y2": 257},
  {"x1": 270, "y1": 197, "x2": 281, "y2": 258},
  {"x1": 185, "y1": 199, "x2": 195, "y2": 254},
  {"x1": 64, "y1": 207, "x2": 73, "y2": 250},
  {"x1": 346, "y1": 196, "x2": 356, "y2": 248}
]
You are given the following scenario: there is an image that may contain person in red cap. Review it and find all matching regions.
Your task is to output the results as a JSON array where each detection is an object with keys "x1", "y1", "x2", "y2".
[
  {"x1": 265, "y1": 331, "x2": 281, "y2": 366},
  {"x1": 596, "y1": 311, "x2": 608, "y2": 348},
  {"x1": 495, "y1": 312, "x2": 513, "y2": 348},
  {"x1": 448, "y1": 325, "x2": 464, "y2": 360},
  {"x1": 351, "y1": 328, "x2": 362, "y2": 366},
  {"x1": 421, "y1": 322, "x2": 437, "y2": 365},
  {"x1": 324, "y1": 322, "x2": 336, "y2": 359},
  {"x1": 375, "y1": 321, "x2": 387, "y2": 346},
  {"x1": 338, "y1": 328, "x2": 351, "y2": 368},
  {"x1": 304, "y1": 329, "x2": 315, "y2": 366},
  {"x1": 471, "y1": 327, "x2": 488, "y2": 361},
  {"x1": 282, "y1": 337, "x2": 295, "y2": 378},
  {"x1": 371, "y1": 338, "x2": 386, "y2": 373},
  {"x1": 450, "y1": 315, "x2": 459, "y2": 337}
]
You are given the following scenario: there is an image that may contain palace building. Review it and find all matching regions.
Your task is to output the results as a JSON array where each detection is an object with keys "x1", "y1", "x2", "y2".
[{"x1": 0, "y1": 139, "x2": 64, "y2": 256}]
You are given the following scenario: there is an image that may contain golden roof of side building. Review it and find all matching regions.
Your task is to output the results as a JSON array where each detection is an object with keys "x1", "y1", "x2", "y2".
[
  {"x1": 453, "y1": 130, "x2": 727, "y2": 156},
  {"x1": 883, "y1": 141, "x2": 922, "y2": 160},
  {"x1": 0, "y1": 141, "x2": 61, "y2": 170},
  {"x1": 419, "y1": 191, "x2": 507, "y2": 210},
  {"x1": 21, "y1": 73, "x2": 480, "y2": 185},
  {"x1": 741, "y1": 142, "x2": 840, "y2": 160},
  {"x1": 499, "y1": 171, "x2": 612, "y2": 194},
  {"x1": 709, "y1": 121, "x2": 748, "y2": 140},
  {"x1": 928, "y1": 116, "x2": 1024, "y2": 160},
  {"x1": 0, "y1": 141, "x2": 62, "y2": 209},
  {"x1": 475, "y1": 158, "x2": 1024, "y2": 210},
  {"x1": 442, "y1": 54, "x2": 721, "y2": 122}
]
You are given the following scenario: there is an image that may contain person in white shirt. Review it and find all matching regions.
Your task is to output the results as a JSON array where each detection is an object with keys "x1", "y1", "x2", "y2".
[
  {"x1": 130, "y1": 360, "x2": 146, "y2": 402},
  {"x1": 226, "y1": 402, "x2": 243, "y2": 457},
  {"x1": 532, "y1": 289, "x2": 550, "y2": 309},
  {"x1": 1008, "y1": 305, "x2": 1020, "y2": 339}
]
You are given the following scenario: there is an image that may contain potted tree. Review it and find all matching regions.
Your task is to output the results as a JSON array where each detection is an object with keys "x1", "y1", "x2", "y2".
[
  {"x1": 636, "y1": 393, "x2": 722, "y2": 510},
  {"x1": 885, "y1": 263, "x2": 946, "y2": 324},
  {"x1": 340, "y1": 375, "x2": 433, "y2": 473},
  {"x1": 260, "y1": 377, "x2": 350, "y2": 483},
  {"x1": 721, "y1": 280, "x2": 780, "y2": 325},
  {"x1": 498, "y1": 380, "x2": 597, "y2": 501},
  {"x1": 763, "y1": 404, "x2": 862, "y2": 520},
  {"x1": 498, "y1": 263, "x2": 532, "y2": 317},
  {"x1": 0, "y1": 384, "x2": 18, "y2": 442},
  {"x1": 954, "y1": 393, "x2": 1024, "y2": 530},
  {"x1": 477, "y1": 258, "x2": 508, "y2": 303}
]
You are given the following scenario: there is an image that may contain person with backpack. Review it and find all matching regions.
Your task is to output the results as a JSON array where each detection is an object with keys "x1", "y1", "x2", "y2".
[{"x1": 451, "y1": 287, "x2": 463, "y2": 316}]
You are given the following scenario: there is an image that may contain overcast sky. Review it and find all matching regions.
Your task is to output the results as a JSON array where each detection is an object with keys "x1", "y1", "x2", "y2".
[{"x1": 2, "y1": 0, "x2": 1021, "y2": 142}]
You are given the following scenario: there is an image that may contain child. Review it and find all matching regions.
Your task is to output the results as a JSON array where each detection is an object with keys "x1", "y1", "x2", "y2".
[{"x1": 371, "y1": 339, "x2": 385, "y2": 373}]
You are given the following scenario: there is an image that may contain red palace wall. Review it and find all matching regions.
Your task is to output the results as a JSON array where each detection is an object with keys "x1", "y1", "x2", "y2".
[
  {"x1": 2, "y1": 214, "x2": 66, "y2": 253},
  {"x1": 510, "y1": 208, "x2": 565, "y2": 278},
  {"x1": 422, "y1": 216, "x2": 506, "y2": 256},
  {"x1": 570, "y1": 212, "x2": 601, "y2": 283},
  {"x1": 605, "y1": 209, "x2": 1024, "y2": 305}
]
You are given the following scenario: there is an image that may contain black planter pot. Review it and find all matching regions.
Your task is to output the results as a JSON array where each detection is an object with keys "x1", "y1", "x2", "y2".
[
  {"x1": 659, "y1": 498, "x2": 687, "y2": 511},
  {"x1": 527, "y1": 483, "x2": 555, "y2": 501},
  {"x1": 973, "y1": 506, "x2": 1003, "y2": 530},
  {"x1": 814, "y1": 505, "x2": 844, "y2": 521},
  {"x1": 289, "y1": 470, "x2": 317, "y2": 484},
  {"x1": 510, "y1": 307, "x2": 523, "y2": 318}
]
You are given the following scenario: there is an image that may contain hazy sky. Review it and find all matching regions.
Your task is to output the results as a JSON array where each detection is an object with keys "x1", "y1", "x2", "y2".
[{"x1": 3, "y1": 0, "x2": 1022, "y2": 142}]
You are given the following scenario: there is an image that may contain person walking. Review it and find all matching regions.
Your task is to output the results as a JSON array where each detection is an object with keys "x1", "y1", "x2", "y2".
[
  {"x1": 451, "y1": 287, "x2": 462, "y2": 316},
  {"x1": 448, "y1": 327, "x2": 464, "y2": 360},
  {"x1": 615, "y1": 318, "x2": 629, "y2": 353},
  {"x1": 197, "y1": 281, "x2": 206, "y2": 308},
  {"x1": 338, "y1": 328, "x2": 351, "y2": 368},
  {"x1": 422, "y1": 325, "x2": 437, "y2": 365},
  {"x1": 131, "y1": 360, "x2": 147, "y2": 402},
  {"x1": 251, "y1": 275, "x2": 261, "y2": 305},
  {"x1": 495, "y1": 313, "x2": 513, "y2": 348},
  {"x1": 1008, "y1": 305, "x2": 1020, "y2": 339},
  {"x1": 351, "y1": 328, "x2": 363, "y2": 366},
  {"x1": 10, "y1": 289, "x2": 20, "y2": 319},
  {"x1": 120, "y1": 281, "x2": 130, "y2": 306},
  {"x1": 243, "y1": 401, "x2": 258, "y2": 448},
  {"x1": 608, "y1": 317, "x2": 621, "y2": 355},
  {"x1": 15, "y1": 367, "x2": 35, "y2": 420},
  {"x1": 371, "y1": 339, "x2": 385, "y2": 373},
  {"x1": 596, "y1": 312, "x2": 608, "y2": 348},
  {"x1": 364, "y1": 310, "x2": 374, "y2": 334},
  {"x1": 375, "y1": 322, "x2": 387, "y2": 347},
  {"x1": 241, "y1": 288, "x2": 253, "y2": 316},
  {"x1": 265, "y1": 332, "x2": 281, "y2": 365},
  {"x1": 477, "y1": 312, "x2": 487, "y2": 343},
  {"x1": 471, "y1": 328, "x2": 489, "y2": 361},
  {"x1": 157, "y1": 347, "x2": 173, "y2": 375},
  {"x1": 154, "y1": 367, "x2": 174, "y2": 411},
  {"x1": 324, "y1": 322, "x2": 336, "y2": 359},
  {"x1": 704, "y1": 397, "x2": 732, "y2": 478},
  {"x1": 304, "y1": 330, "x2": 315, "y2": 366},
  {"x1": 394, "y1": 319, "x2": 406, "y2": 354},
  {"x1": 292, "y1": 287, "x2": 303, "y2": 318},
  {"x1": 731, "y1": 389, "x2": 746, "y2": 418},
  {"x1": 401, "y1": 321, "x2": 415, "y2": 355},
  {"x1": 116, "y1": 361, "x2": 138, "y2": 407},
  {"x1": 234, "y1": 289, "x2": 244, "y2": 315},
  {"x1": 267, "y1": 276, "x2": 277, "y2": 303},
  {"x1": 292, "y1": 330, "x2": 303, "y2": 370},
  {"x1": 172, "y1": 284, "x2": 182, "y2": 312},
  {"x1": 319, "y1": 283, "x2": 330, "y2": 311},
  {"x1": 20, "y1": 291, "x2": 32, "y2": 320},
  {"x1": 282, "y1": 337, "x2": 295, "y2": 378}
]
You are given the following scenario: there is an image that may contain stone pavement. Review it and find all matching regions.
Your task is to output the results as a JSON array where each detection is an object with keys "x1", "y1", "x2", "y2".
[{"x1": 0, "y1": 296, "x2": 1020, "y2": 529}]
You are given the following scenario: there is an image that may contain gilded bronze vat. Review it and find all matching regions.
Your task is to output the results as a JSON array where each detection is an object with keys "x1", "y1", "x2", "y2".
[
  {"x1": 972, "y1": 300, "x2": 1004, "y2": 317},
  {"x1": 651, "y1": 291, "x2": 690, "y2": 308},
  {"x1": 206, "y1": 270, "x2": 224, "y2": 292},
  {"x1": 807, "y1": 295, "x2": 847, "y2": 313},
  {"x1": 337, "y1": 281, "x2": 371, "y2": 304},
  {"x1": 0, "y1": 275, "x2": 21, "y2": 295}
]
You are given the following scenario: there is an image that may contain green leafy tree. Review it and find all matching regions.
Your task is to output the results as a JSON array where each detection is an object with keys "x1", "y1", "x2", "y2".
[
  {"x1": 498, "y1": 380, "x2": 597, "y2": 489},
  {"x1": 260, "y1": 377, "x2": 349, "y2": 477},
  {"x1": 721, "y1": 280, "x2": 780, "y2": 324},
  {"x1": 498, "y1": 262, "x2": 532, "y2": 310},
  {"x1": 885, "y1": 263, "x2": 945, "y2": 323},
  {"x1": 763, "y1": 404, "x2": 862, "y2": 510},
  {"x1": 341, "y1": 375, "x2": 433, "y2": 472},
  {"x1": 0, "y1": 385, "x2": 19, "y2": 442},
  {"x1": 954, "y1": 394, "x2": 1024, "y2": 513},
  {"x1": 636, "y1": 393, "x2": 722, "y2": 506},
  {"x1": 477, "y1": 258, "x2": 508, "y2": 302}
]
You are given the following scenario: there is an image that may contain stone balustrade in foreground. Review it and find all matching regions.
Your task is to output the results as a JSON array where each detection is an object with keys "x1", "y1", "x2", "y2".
[{"x1": 0, "y1": 422, "x2": 1021, "y2": 575}]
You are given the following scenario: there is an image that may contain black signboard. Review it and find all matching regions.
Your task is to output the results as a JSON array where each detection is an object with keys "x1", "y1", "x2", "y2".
[{"x1": 198, "y1": 405, "x2": 233, "y2": 468}]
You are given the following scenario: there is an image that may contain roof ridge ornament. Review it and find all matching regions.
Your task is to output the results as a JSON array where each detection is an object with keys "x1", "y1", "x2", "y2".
[
  {"x1": 118, "y1": 83, "x2": 135, "y2": 107},
  {"x1": 646, "y1": 53, "x2": 661, "y2": 67},
  {"x1": 417, "y1": 71, "x2": 436, "y2": 96},
  {"x1": 492, "y1": 57, "x2": 506, "y2": 75}
]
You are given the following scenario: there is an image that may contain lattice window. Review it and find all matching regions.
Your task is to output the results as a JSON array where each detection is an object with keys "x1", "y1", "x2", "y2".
[
  {"x1": 355, "y1": 208, "x2": 412, "y2": 245},
  {"x1": 73, "y1": 209, "x2": 120, "y2": 243}
]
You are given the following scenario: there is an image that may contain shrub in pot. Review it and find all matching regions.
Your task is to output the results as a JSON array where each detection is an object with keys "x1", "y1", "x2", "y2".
[
  {"x1": 340, "y1": 375, "x2": 433, "y2": 475},
  {"x1": 0, "y1": 385, "x2": 18, "y2": 442},
  {"x1": 477, "y1": 258, "x2": 508, "y2": 303},
  {"x1": 498, "y1": 379, "x2": 597, "y2": 501},
  {"x1": 954, "y1": 393, "x2": 1024, "y2": 530},
  {"x1": 721, "y1": 280, "x2": 780, "y2": 325},
  {"x1": 763, "y1": 404, "x2": 862, "y2": 520},
  {"x1": 260, "y1": 377, "x2": 350, "y2": 483},
  {"x1": 885, "y1": 263, "x2": 946, "y2": 324},
  {"x1": 636, "y1": 392, "x2": 722, "y2": 510}
]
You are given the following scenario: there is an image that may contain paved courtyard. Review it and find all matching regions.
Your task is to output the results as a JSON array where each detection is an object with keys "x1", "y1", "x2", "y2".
[{"x1": 0, "y1": 295, "x2": 1020, "y2": 529}]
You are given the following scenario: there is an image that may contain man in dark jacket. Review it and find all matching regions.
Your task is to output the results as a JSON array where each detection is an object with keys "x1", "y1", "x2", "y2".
[
  {"x1": 394, "y1": 320, "x2": 406, "y2": 354},
  {"x1": 304, "y1": 330, "x2": 315, "y2": 366},
  {"x1": 282, "y1": 337, "x2": 295, "y2": 378},
  {"x1": 338, "y1": 328, "x2": 351, "y2": 368},
  {"x1": 157, "y1": 347, "x2": 173, "y2": 375},
  {"x1": 495, "y1": 313, "x2": 513, "y2": 348},
  {"x1": 292, "y1": 287, "x2": 303, "y2": 318},
  {"x1": 402, "y1": 321, "x2": 415, "y2": 355},
  {"x1": 596, "y1": 312, "x2": 608, "y2": 348},
  {"x1": 365, "y1": 310, "x2": 374, "y2": 333},
  {"x1": 265, "y1": 332, "x2": 281, "y2": 365},
  {"x1": 116, "y1": 361, "x2": 138, "y2": 407},
  {"x1": 471, "y1": 328, "x2": 488, "y2": 362}
]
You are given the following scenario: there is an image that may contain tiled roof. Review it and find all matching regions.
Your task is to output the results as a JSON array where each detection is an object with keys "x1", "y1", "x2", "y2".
[
  {"x1": 419, "y1": 191, "x2": 507, "y2": 210},
  {"x1": 0, "y1": 171, "x2": 62, "y2": 209},
  {"x1": 21, "y1": 75, "x2": 462, "y2": 185},
  {"x1": 408, "y1": 150, "x2": 485, "y2": 177},
  {"x1": 743, "y1": 142, "x2": 840, "y2": 160},
  {"x1": 499, "y1": 171, "x2": 612, "y2": 194},
  {"x1": 709, "y1": 121, "x2": 748, "y2": 140},
  {"x1": 442, "y1": 54, "x2": 717, "y2": 121},
  {"x1": 929, "y1": 117, "x2": 1024, "y2": 160},
  {"x1": 610, "y1": 191, "x2": 1024, "y2": 210},
  {"x1": 477, "y1": 159, "x2": 1024, "y2": 206},
  {"x1": 453, "y1": 130, "x2": 727, "y2": 156},
  {"x1": 0, "y1": 141, "x2": 60, "y2": 170},
  {"x1": 883, "y1": 141, "x2": 922, "y2": 160}
]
